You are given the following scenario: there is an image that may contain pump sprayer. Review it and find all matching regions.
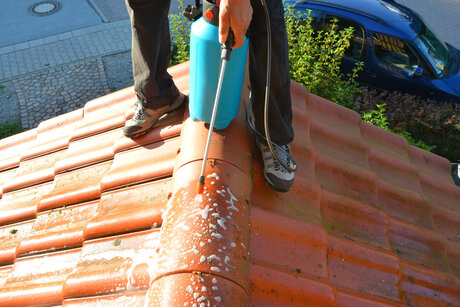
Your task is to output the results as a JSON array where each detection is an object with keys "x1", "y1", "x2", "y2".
[{"x1": 185, "y1": 0, "x2": 297, "y2": 195}]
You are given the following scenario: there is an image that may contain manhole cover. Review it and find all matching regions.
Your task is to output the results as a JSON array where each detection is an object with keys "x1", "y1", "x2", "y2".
[{"x1": 28, "y1": 1, "x2": 62, "y2": 16}]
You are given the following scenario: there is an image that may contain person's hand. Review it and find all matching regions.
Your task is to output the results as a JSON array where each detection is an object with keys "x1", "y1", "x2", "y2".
[{"x1": 219, "y1": 0, "x2": 253, "y2": 49}]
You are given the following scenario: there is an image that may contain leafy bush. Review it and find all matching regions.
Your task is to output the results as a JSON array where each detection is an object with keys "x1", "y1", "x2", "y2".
[
  {"x1": 285, "y1": 7, "x2": 362, "y2": 109},
  {"x1": 284, "y1": 6, "x2": 455, "y2": 159},
  {"x1": 355, "y1": 88, "x2": 459, "y2": 161},
  {"x1": 361, "y1": 102, "x2": 436, "y2": 152},
  {"x1": 169, "y1": 1, "x2": 191, "y2": 66},
  {"x1": 0, "y1": 122, "x2": 23, "y2": 140}
]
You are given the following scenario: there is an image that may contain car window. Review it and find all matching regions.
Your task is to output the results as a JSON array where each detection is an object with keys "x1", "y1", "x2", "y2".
[
  {"x1": 373, "y1": 33, "x2": 419, "y2": 73},
  {"x1": 324, "y1": 14, "x2": 365, "y2": 60},
  {"x1": 293, "y1": 8, "x2": 324, "y2": 31}
]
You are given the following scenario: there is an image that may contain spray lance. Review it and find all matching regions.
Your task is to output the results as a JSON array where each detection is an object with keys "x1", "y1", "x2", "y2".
[
  {"x1": 184, "y1": 0, "x2": 297, "y2": 195},
  {"x1": 185, "y1": 0, "x2": 248, "y2": 194}
]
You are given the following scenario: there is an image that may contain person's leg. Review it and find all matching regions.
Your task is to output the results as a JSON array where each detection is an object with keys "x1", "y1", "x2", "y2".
[
  {"x1": 248, "y1": 0, "x2": 295, "y2": 192},
  {"x1": 248, "y1": 0, "x2": 294, "y2": 146},
  {"x1": 124, "y1": 0, "x2": 185, "y2": 137}
]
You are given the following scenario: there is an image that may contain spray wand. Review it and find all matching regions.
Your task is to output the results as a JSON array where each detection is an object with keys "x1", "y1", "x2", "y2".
[{"x1": 196, "y1": 31, "x2": 234, "y2": 194}]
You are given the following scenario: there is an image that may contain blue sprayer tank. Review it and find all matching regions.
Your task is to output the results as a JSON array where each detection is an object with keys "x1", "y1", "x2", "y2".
[{"x1": 188, "y1": 0, "x2": 249, "y2": 130}]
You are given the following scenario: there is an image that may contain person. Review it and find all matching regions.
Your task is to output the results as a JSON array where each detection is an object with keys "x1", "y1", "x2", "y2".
[{"x1": 124, "y1": 0, "x2": 295, "y2": 192}]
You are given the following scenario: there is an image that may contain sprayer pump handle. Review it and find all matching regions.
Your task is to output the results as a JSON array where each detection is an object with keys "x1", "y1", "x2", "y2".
[{"x1": 221, "y1": 29, "x2": 235, "y2": 61}]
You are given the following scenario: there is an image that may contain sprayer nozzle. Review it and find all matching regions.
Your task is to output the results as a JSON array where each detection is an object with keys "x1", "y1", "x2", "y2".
[{"x1": 197, "y1": 175, "x2": 205, "y2": 194}]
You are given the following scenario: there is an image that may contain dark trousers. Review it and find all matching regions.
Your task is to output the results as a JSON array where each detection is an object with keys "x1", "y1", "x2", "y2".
[{"x1": 125, "y1": 0, "x2": 294, "y2": 145}]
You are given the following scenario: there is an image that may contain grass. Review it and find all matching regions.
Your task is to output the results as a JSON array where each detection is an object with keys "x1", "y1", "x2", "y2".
[{"x1": 0, "y1": 122, "x2": 23, "y2": 139}]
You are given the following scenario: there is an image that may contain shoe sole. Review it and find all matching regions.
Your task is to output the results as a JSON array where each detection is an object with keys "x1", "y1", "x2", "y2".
[
  {"x1": 263, "y1": 169, "x2": 292, "y2": 192},
  {"x1": 125, "y1": 94, "x2": 186, "y2": 138}
]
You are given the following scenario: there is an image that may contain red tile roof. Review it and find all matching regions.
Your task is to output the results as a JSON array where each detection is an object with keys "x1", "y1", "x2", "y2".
[{"x1": 0, "y1": 61, "x2": 459, "y2": 306}]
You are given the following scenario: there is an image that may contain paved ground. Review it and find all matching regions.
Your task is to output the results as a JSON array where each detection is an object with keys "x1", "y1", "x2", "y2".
[
  {"x1": 0, "y1": 0, "x2": 458, "y2": 131},
  {"x1": 397, "y1": 0, "x2": 460, "y2": 50},
  {"x1": 1, "y1": 0, "x2": 102, "y2": 47}
]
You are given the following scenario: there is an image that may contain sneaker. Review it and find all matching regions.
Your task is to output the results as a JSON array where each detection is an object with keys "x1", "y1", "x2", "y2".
[
  {"x1": 123, "y1": 93, "x2": 186, "y2": 138},
  {"x1": 258, "y1": 140, "x2": 295, "y2": 192}
]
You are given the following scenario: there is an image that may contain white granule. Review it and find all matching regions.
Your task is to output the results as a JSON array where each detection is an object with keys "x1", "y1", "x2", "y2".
[
  {"x1": 208, "y1": 254, "x2": 221, "y2": 261},
  {"x1": 207, "y1": 173, "x2": 220, "y2": 180},
  {"x1": 211, "y1": 233, "x2": 222, "y2": 239},
  {"x1": 210, "y1": 267, "x2": 220, "y2": 272},
  {"x1": 217, "y1": 219, "x2": 227, "y2": 230},
  {"x1": 197, "y1": 296, "x2": 206, "y2": 302}
]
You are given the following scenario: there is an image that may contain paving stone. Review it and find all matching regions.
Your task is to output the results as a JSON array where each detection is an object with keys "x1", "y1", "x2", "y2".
[{"x1": 11, "y1": 58, "x2": 111, "y2": 129}]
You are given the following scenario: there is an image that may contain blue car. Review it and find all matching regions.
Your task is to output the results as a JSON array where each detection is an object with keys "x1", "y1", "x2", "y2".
[{"x1": 285, "y1": 0, "x2": 460, "y2": 104}]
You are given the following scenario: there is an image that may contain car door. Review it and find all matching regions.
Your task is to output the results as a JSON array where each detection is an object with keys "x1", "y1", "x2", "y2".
[{"x1": 366, "y1": 32, "x2": 435, "y2": 97}]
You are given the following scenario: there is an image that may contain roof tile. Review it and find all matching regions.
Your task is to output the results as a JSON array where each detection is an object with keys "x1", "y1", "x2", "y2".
[
  {"x1": 249, "y1": 206, "x2": 328, "y2": 278},
  {"x1": 0, "y1": 182, "x2": 53, "y2": 226},
  {"x1": 432, "y1": 206, "x2": 460, "y2": 242},
  {"x1": 328, "y1": 235, "x2": 402, "y2": 301},
  {"x1": 70, "y1": 87, "x2": 134, "y2": 141},
  {"x1": 63, "y1": 230, "x2": 159, "y2": 299},
  {"x1": 38, "y1": 161, "x2": 113, "y2": 211},
  {"x1": 85, "y1": 179, "x2": 170, "y2": 239},
  {"x1": 0, "y1": 129, "x2": 37, "y2": 172},
  {"x1": 23, "y1": 109, "x2": 83, "y2": 160},
  {"x1": 378, "y1": 181, "x2": 434, "y2": 228},
  {"x1": 0, "y1": 265, "x2": 12, "y2": 287},
  {"x1": 401, "y1": 261, "x2": 460, "y2": 306},
  {"x1": 55, "y1": 129, "x2": 121, "y2": 174},
  {"x1": 320, "y1": 189, "x2": 390, "y2": 249},
  {"x1": 337, "y1": 289, "x2": 407, "y2": 307},
  {"x1": 16, "y1": 200, "x2": 99, "y2": 257},
  {"x1": 156, "y1": 175, "x2": 250, "y2": 289},
  {"x1": 0, "y1": 248, "x2": 81, "y2": 306},
  {"x1": 0, "y1": 221, "x2": 34, "y2": 265},
  {"x1": 0, "y1": 167, "x2": 19, "y2": 199},
  {"x1": 248, "y1": 262, "x2": 336, "y2": 306},
  {"x1": 63, "y1": 291, "x2": 148, "y2": 306},
  {"x1": 367, "y1": 145, "x2": 422, "y2": 195},
  {"x1": 315, "y1": 154, "x2": 379, "y2": 207},
  {"x1": 2, "y1": 149, "x2": 67, "y2": 193},
  {"x1": 447, "y1": 241, "x2": 460, "y2": 279},
  {"x1": 101, "y1": 137, "x2": 179, "y2": 192},
  {"x1": 251, "y1": 162, "x2": 322, "y2": 224},
  {"x1": 148, "y1": 273, "x2": 246, "y2": 306},
  {"x1": 389, "y1": 217, "x2": 450, "y2": 272}
]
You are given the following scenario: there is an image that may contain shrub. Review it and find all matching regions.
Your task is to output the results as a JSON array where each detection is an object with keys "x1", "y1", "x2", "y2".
[
  {"x1": 355, "y1": 88, "x2": 459, "y2": 161},
  {"x1": 0, "y1": 122, "x2": 23, "y2": 140},
  {"x1": 169, "y1": 1, "x2": 191, "y2": 66},
  {"x1": 285, "y1": 6, "x2": 362, "y2": 109}
]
